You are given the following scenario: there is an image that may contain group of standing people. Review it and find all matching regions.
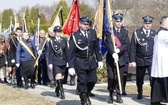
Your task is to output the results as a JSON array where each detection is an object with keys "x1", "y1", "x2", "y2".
[{"x1": 0, "y1": 13, "x2": 168, "y2": 105}]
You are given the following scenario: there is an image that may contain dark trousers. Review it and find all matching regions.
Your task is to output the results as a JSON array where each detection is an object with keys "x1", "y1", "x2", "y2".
[
  {"x1": 136, "y1": 65, "x2": 151, "y2": 93},
  {"x1": 16, "y1": 67, "x2": 22, "y2": 84},
  {"x1": 38, "y1": 58, "x2": 48, "y2": 84},
  {"x1": 107, "y1": 63, "x2": 124, "y2": 94},
  {"x1": 122, "y1": 63, "x2": 128, "y2": 92},
  {"x1": 76, "y1": 68, "x2": 97, "y2": 94},
  {"x1": 63, "y1": 68, "x2": 68, "y2": 84}
]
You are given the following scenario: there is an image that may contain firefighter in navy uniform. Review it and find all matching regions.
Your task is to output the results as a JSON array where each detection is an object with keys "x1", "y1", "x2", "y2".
[
  {"x1": 130, "y1": 16, "x2": 157, "y2": 99},
  {"x1": 48, "y1": 26, "x2": 68, "y2": 99},
  {"x1": 68, "y1": 16, "x2": 103, "y2": 105},
  {"x1": 105, "y1": 13, "x2": 129, "y2": 104}
]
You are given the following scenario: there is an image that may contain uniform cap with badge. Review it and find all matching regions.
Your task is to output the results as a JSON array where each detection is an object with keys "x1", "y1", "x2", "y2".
[
  {"x1": 112, "y1": 13, "x2": 123, "y2": 22},
  {"x1": 53, "y1": 26, "x2": 62, "y2": 32},
  {"x1": 80, "y1": 16, "x2": 91, "y2": 25},
  {"x1": 142, "y1": 15, "x2": 154, "y2": 23}
]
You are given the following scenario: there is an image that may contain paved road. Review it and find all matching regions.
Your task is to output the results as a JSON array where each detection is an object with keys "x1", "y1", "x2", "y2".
[{"x1": 14, "y1": 81, "x2": 152, "y2": 105}]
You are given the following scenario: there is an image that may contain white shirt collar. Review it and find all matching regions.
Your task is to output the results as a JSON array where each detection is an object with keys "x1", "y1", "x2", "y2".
[{"x1": 143, "y1": 28, "x2": 150, "y2": 35}]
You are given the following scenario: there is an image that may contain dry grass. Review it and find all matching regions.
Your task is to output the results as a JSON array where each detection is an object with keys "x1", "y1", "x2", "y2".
[
  {"x1": 0, "y1": 84, "x2": 55, "y2": 105},
  {"x1": 126, "y1": 85, "x2": 151, "y2": 96},
  {"x1": 0, "y1": 82, "x2": 151, "y2": 105}
]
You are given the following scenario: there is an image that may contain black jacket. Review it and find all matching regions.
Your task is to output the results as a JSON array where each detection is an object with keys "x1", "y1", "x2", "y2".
[
  {"x1": 130, "y1": 27, "x2": 157, "y2": 66},
  {"x1": 105, "y1": 27, "x2": 129, "y2": 66},
  {"x1": 68, "y1": 29, "x2": 102, "y2": 70},
  {"x1": 48, "y1": 37, "x2": 68, "y2": 66}
]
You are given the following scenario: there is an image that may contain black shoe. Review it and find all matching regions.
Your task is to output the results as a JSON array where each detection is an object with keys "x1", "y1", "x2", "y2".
[
  {"x1": 137, "y1": 93, "x2": 142, "y2": 99},
  {"x1": 17, "y1": 82, "x2": 23, "y2": 87},
  {"x1": 122, "y1": 91, "x2": 127, "y2": 95},
  {"x1": 43, "y1": 83, "x2": 47, "y2": 86},
  {"x1": 4, "y1": 78, "x2": 8, "y2": 83},
  {"x1": 60, "y1": 91, "x2": 65, "y2": 99},
  {"x1": 89, "y1": 92, "x2": 95, "y2": 97},
  {"x1": 31, "y1": 84, "x2": 35, "y2": 89},
  {"x1": 24, "y1": 84, "x2": 29, "y2": 90},
  {"x1": 107, "y1": 96, "x2": 113, "y2": 103},
  {"x1": 50, "y1": 84, "x2": 54, "y2": 88},
  {"x1": 116, "y1": 94, "x2": 123, "y2": 103},
  {"x1": 0, "y1": 79, "x2": 3, "y2": 83}
]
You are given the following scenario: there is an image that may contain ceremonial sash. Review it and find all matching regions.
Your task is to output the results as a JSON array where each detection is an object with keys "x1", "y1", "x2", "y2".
[
  {"x1": 112, "y1": 35, "x2": 126, "y2": 54},
  {"x1": 11, "y1": 37, "x2": 17, "y2": 48},
  {"x1": 19, "y1": 40, "x2": 36, "y2": 59},
  {"x1": 113, "y1": 36, "x2": 121, "y2": 47}
]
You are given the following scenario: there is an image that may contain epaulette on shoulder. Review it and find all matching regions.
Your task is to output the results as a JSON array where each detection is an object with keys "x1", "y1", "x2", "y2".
[{"x1": 122, "y1": 26, "x2": 127, "y2": 31}]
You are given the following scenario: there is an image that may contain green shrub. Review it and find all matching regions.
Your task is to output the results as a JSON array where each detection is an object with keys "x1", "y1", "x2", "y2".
[{"x1": 97, "y1": 63, "x2": 107, "y2": 83}]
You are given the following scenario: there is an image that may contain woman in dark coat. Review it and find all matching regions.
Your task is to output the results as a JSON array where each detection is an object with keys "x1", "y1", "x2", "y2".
[
  {"x1": 16, "y1": 32, "x2": 37, "y2": 89},
  {"x1": 48, "y1": 26, "x2": 68, "y2": 99}
]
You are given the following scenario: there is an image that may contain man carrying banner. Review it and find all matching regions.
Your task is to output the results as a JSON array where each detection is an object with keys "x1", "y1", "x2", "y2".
[
  {"x1": 68, "y1": 16, "x2": 103, "y2": 105},
  {"x1": 105, "y1": 13, "x2": 129, "y2": 103},
  {"x1": 130, "y1": 16, "x2": 157, "y2": 99},
  {"x1": 37, "y1": 30, "x2": 49, "y2": 85}
]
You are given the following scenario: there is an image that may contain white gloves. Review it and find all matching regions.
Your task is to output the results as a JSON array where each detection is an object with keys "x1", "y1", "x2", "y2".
[
  {"x1": 112, "y1": 53, "x2": 119, "y2": 62},
  {"x1": 38, "y1": 50, "x2": 42, "y2": 55},
  {"x1": 48, "y1": 64, "x2": 53, "y2": 70},
  {"x1": 98, "y1": 62, "x2": 103, "y2": 69},
  {"x1": 36, "y1": 46, "x2": 39, "y2": 51},
  {"x1": 114, "y1": 48, "x2": 120, "y2": 53},
  {"x1": 16, "y1": 63, "x2": 20, "y2": 67},
  {"x1": 68, "y1": 68, "x2": 75, "y2": 76},
  {"x1": 11, "y1": 59, "x2": 15, "y2": 63},
  {"x1": 5, "y1": 61, "x2": 8, "y2": 65},
  {"x1": 66, "y1": 63, "x2": 69, "y2": 67},
  {"x1": 131, "y1": 62, "x2": 136, "y2": 67}
]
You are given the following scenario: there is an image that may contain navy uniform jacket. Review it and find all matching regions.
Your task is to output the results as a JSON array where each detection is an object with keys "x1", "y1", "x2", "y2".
[
  {"x1": 9, "y1": 36, "x2": 19, "y2": 60},
  {"x1": 106, "y1": 27, "x2": 129, "y2": 66},
  {"x1": 130, "y1": 27, "x2": 157, "y2": 66},
  {"x1": 68, "y1": 29, "x2": 102, "y2": 70},
  {"x1": 39, "y1": 37, "x2": 49, "y2": 60},
  {"x1": 48, "y1": 37, "x2": 68, "y2": 66},
  {"x1": 16, "y1": 39, "x2": 37, "y2": 63}
]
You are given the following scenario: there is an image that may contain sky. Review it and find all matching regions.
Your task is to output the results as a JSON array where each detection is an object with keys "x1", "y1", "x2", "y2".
[
  {"x1": 0, "y1": 0, "x2": 71, "y2": 12},
  {"x1": 0, "y1": 0, "x2": 96, "y2": 12}
]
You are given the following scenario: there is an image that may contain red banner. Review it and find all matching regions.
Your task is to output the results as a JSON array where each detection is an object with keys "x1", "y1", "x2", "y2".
[{"x1": 62, "y1": 0, "x2": 80, "y2": 35}]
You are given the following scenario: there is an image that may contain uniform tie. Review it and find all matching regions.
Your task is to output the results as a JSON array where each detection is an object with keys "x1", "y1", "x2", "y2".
[
  {"x1": 84, "y1": 31, "x2": 88, "y2": 38},
  {"x1": 146, "y1": 30, "x2": 149, "y2": 36},
  {"x1": 117, "y1": 28, "x2": 120, "y2": 33}
]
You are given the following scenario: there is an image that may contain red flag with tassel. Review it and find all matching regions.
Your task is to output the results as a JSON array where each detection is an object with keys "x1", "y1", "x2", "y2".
[{"x1": 62, "y1": 0, "x2": 80, "y2": 35}]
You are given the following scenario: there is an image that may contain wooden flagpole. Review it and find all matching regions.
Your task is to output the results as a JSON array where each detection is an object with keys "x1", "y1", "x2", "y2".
[
  {"x1": 34, "y1": 37, "x2": 49, "y2": 67},
  {"x1": 37, "y1": 13, "x2": 40, "y2": 47}
]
